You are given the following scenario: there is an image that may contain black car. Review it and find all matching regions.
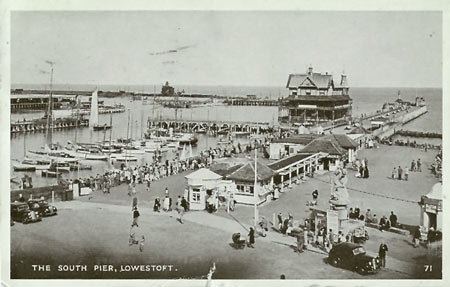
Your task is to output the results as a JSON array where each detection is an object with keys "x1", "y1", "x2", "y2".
[
  {"x1": 27, "y1": 199, "x2": 58, "y2": 217},
  {"x1": 11, "y1": 202, "x2": 42, "y2": 224},
  {"x1": 328, "y1": 242, "x2": 381, "y2": 275}
]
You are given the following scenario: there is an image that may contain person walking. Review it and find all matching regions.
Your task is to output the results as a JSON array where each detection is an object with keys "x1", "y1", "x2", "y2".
[
  {"x1": 132, "y1": 207, "x2": 140, "y2": 227},
  {"x1": 296, "y1": 230, "x2": 305, "y2": 254},
  {"x1": 398, "y1": 166, "x2": 403, "y2": 180},
  {"x1": 389, "y1": 211, "x2": 398, "y2": 227},
  {"x1": 129, "y1": 226, "x2": 139, "y2": 246},
  {"x1": 392, "y1": 167, "x2": 397, "y2": 179},
  {"x1": 181, "y1": 196, "x2": 189, "y2": 212},
  {"x1": 404, "y1": 166, "x2": 409, "y2": 181},
  {"x1": 413, "y1": 226, "x2": 421, "y2": 248},
  {"x1": 411, "y1": 160, "x2": 416, "y2": 172},
  {"x1": 417, "y1": 158, "x2": 422, "y2": 172},
  {"x1": 277, "y1": 213, "x2": 283, "y2": 230},
  {"x1": 139, "y1": 236, "x2": 145, "y2": 252},
  {"x1": 311, "y1": 189, "x2": 319, "y2": 206},
  {"x1": 379, "y1": 241, "x2": 389, "y2": 267},
  {"x1": 247, "y1": 227, "x2": 255, "y2": 248},
  {"x1": 146, "y1": 179, "x2": 151, "y2": 192},
  {"x1": 153, "y1": 197, "x2": 161, "y2": 212}
]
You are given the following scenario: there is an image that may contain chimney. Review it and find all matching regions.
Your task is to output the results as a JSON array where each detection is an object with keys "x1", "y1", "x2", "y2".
[{"x1": 308, "y1": 66, "x2": 313, "y2": 75}]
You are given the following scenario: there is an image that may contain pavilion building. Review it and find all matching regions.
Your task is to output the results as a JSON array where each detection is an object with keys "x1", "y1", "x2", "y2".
[{"x1": 279, "y1": 66, "x2": 352, "y2": 125}]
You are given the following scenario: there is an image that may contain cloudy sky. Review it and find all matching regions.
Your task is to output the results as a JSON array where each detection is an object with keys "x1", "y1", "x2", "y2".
[{"x1": 11, "y1": 11, "x2": 442, "y2": 87}]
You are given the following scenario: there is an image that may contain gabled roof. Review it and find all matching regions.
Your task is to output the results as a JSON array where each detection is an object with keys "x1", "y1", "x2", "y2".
[
  {"x1": 300, "y1": 138, "x2": 346, "y2": 155},
  {"x1": 322, "y1": 134, "x2": 359, "y2": 149},
  {"x1": 185, "y1": 168, "x2": 222, "y2": 180},
  {"x1": 228, "y1": 161, "x2": 276, "y2": 183},
  {"x1": 287, "y1": 73, "x2": 332, "y2": 89},
  {"x1": 349, "y1": 126, "x2": 370, "y2": 135},
  {"x1": 268, "y1": 153, "x2": 313, "y2": 171},
  {"x1": 209, "y1": 163, "x2": 243, "y2": 178}
]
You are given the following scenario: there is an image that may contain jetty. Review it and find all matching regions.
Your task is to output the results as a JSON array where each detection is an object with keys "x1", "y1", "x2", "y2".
[
  {"x1": 148, "y1": 119, "x2": 275, "y2": 134},
  {"x1": 224, "y1": 97, "x2": 279, "y2": 106},
  {"x1": 11, "y1": 117, "x2": 89, "y2": 135}
]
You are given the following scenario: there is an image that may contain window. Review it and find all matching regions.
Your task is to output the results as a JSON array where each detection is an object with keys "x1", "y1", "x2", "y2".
[
  {"x1": 192, "y1": 188, "x2": 201, "y2": 202},
  {"x1": 236, "y1": 184, "x2": 254, "y2": 195},
  {"x1": 306, "y1": 90, "x2": 311, "y2": 95}
]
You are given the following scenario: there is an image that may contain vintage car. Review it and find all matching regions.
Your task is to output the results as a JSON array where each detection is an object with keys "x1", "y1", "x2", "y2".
[
  {"x1": 11, "y1": 202, "x2": 42, "y2": 224},
  {"x1": 328, "y1": 242, "x2": 381, "y2": 275},
  {"x1": 27, "y1": 199, "x2": 58, "y2": 217}
]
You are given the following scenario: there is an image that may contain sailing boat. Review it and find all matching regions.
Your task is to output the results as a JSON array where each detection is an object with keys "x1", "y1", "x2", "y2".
[{"x1": 91, "y1": 89, "x2": 112, "y2": 131}]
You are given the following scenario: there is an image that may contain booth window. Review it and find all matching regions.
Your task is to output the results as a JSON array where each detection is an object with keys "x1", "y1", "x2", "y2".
[{"x1": 192, "y1": 188, "x2": 201, "y2": 202}]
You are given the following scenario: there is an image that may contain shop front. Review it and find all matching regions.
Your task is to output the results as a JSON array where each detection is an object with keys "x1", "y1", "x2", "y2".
[{"x1": 419, "y1": 182, "x2": 442, "y2": 231}]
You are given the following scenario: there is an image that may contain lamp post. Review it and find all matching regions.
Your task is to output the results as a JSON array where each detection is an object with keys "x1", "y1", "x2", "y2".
[{"x1": 253, "y1": 147, "x2": 258, "y2": 228}]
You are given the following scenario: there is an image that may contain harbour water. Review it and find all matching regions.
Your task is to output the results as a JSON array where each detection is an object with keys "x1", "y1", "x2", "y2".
[{"x1": 10, "y1": 86, "x2": 442, "y2": 188}]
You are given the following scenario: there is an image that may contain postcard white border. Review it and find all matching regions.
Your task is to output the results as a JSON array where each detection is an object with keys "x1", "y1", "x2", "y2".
[{"x1": 1, "y1": 1, "x2": 449, "y2": 287}]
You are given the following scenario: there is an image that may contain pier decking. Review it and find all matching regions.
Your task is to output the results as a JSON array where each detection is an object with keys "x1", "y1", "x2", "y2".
[
  {"x1": 11, "y1": 118, "x2": 89, "y2": 135},
  {"x1": 224, "y1": 98, "x2": 279, "y2": 106},
  {"x1": 148, "y1": 119, "x2": 275, "y2": 133}
]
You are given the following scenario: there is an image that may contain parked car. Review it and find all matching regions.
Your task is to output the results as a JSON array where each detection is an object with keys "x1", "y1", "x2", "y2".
[
  {"x1": 11, "y1": 202, "x2": 42, "y2": 224},
  {"x1": 328, "y1": 242, "x2": 381, "y2": 275},
  {"x1": 27, "y1": 199, "x2": 58, "y2": 217}
]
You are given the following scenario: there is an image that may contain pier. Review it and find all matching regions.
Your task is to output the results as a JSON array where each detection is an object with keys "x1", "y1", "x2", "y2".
[
  {"x1": 224, "y1": 98, "x2": 279, "y2": 106},
  {"x1": 11, "y1": 117, "x2": 89, "y2": 135},
  {"x1": 147, "y1": 119, "x2": 276, "y2": 134}
]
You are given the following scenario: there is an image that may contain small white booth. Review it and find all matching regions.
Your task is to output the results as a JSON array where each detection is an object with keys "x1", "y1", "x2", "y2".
[
  {"x1": 185, "y1": 168, "x2": 223, "y2": 210},
  {"x1": 419, "y1": 182, "x2": 443, "y2": 231}
]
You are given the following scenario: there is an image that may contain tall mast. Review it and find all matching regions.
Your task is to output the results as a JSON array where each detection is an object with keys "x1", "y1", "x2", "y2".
[
  {"x1": 45, "y1": 61, "x2": 55, "y2": 145},
  {"x1": 253, "y1": 147, "x2": 258, "y2": 227}
]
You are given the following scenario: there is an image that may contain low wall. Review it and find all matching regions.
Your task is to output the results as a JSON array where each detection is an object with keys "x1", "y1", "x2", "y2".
[{"x1": 11, "y1": 185, "x2": 72, "y2": 202}]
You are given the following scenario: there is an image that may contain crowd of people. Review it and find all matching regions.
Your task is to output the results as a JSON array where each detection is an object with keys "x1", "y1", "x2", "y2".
[
  {"x1": 391, "y1": 158, "x2": 421, "y2": 181},
  {"x1": 353, "y1": 158, "x2": 370, "y2": 178}
]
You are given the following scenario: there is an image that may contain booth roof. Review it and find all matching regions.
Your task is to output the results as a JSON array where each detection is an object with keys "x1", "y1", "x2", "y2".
[
  {"x1": 209, "y1": 163, "x2": 244, "y2": 177},
  {"x1": 300, "y1": 137, "x2": 346, "y2": 155},
  {"x1": 426, "y1": 182, "x2": 442, "y2": 200},
  {"x1": 228, "y1": 161, "x2": 275, "y2": 183},
  {"x1": 349, "y1": 126, "x2": 370, "y2": 135},
  {"x1": 185, "y1": 168, "x2": 223, "y2": 180},
  {"x1": 268, "y1": 153, "x2": 313, "y2": 171}
]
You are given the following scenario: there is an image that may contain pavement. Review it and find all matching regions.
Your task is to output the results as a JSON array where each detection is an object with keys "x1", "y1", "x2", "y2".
[{"x1": 55, "y1": 199, "x2": 428, "y2": 278}]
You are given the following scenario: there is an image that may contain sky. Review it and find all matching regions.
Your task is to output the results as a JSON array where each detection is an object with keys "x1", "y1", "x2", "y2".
[{"x1": 11, "y1": 11, "x2": 442, "y2": 88}]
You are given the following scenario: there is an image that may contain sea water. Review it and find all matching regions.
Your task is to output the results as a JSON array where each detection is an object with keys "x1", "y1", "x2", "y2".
[{"x1": 10, "y1": 85, "x2": 442, "y2": 188}]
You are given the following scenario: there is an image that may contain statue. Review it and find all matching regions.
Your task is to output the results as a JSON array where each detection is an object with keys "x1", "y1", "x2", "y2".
[{"x1": 330, "y1": 168, "x2": 350, "y2": 206}]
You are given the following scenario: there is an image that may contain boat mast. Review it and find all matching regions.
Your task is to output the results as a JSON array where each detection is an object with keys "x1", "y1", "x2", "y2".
[
  {"x1": 108, "y1": 111, "x2": 113, "y2": 165},
  {"x1": 45, "y1": 60, "x2": 55, "y2": 145}
]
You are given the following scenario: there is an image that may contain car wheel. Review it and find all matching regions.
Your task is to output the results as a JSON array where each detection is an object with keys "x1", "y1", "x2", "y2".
[
  {"x1": 330, "y1": 257, "x2": 341, "y2": 267},
  {"x1": 357, "y1": 266, "x2": 367, "y2": 275}
]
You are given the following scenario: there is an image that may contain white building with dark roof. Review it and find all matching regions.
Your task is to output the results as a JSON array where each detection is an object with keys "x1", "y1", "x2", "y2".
[{"x1": 280, "y1": 66, "x2": 352, "y2": 125}]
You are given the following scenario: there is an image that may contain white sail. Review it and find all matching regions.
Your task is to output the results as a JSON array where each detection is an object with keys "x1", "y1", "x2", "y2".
[{"x1": 89, "y1": 89, "x2": 99, "y2": 128}]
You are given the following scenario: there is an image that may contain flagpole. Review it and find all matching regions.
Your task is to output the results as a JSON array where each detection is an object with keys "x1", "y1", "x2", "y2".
[{"x1": 253, "y1": 147, "x2": 258, "y2": 228}]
